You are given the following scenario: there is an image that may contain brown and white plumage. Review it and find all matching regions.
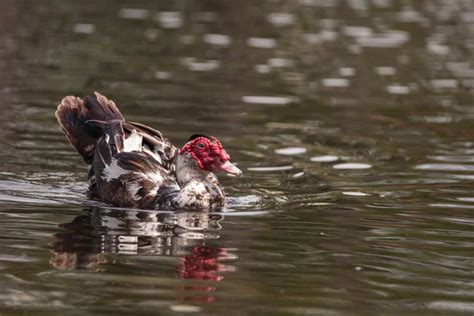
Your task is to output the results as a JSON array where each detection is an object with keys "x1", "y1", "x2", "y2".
[{"x1": 55, "y1": 92, "x2": 241, "y2": 211}]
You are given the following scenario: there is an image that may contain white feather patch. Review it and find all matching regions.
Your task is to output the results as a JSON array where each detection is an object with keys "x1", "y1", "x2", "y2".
[
  {"x1": 123, "y1": 130, "x2": 143, "y2": 152},
  {"x1": 103, "y1": 158, "x2": 130, "y2": 182}
]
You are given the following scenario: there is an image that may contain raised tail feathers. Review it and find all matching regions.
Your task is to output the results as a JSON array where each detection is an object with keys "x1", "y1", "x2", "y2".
[{"x1": 55, "y1": 92, "x2": 125, "y2": 163}]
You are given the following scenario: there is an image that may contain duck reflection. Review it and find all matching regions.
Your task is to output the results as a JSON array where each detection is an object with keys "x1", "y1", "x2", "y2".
[{"x1": 51, "y1": 208, "x2": 232, "y2": 282}]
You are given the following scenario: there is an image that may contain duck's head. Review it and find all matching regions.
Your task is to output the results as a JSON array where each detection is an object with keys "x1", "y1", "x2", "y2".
[{"x1": 179, "y1": 134, "x2": 242, "y2": 176}]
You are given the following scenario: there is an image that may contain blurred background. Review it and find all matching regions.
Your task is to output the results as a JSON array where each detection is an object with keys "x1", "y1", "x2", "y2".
[{"x1": 0, "y1": 0, "x2": 474, "y2": 315}]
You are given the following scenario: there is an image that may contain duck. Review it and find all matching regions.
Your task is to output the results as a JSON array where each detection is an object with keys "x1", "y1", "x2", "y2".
[{"x1": 55, "y1": 92, "x2": 242, "y2": 211}]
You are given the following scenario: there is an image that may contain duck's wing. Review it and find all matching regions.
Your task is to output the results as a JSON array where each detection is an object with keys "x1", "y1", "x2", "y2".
[
  {"x1": 123, "y1": 121, "x2": 179, "y2": 171},
  {"x1": 92, "y1": 120, "x2": 179, "y2": 208}
]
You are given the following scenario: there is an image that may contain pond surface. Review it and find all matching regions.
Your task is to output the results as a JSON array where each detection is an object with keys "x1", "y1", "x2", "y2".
[{"x1": 1, "y1": 0, "x2": 474, "y2": 315}]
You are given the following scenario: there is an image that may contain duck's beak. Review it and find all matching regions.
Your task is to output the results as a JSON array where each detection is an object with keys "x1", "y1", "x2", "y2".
[{"x1": 215, "y1": 160, "x2": 242, "y2": 177}]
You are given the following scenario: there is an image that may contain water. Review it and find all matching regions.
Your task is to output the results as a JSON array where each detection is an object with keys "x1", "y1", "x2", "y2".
[{"x1": 1, "y1": 0, "x2": 474, "y2": 314}]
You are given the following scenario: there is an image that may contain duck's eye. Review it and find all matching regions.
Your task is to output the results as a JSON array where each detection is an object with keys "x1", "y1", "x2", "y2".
[{"x1": 196, "y1": 142, "x2": 205, "y2": 149}]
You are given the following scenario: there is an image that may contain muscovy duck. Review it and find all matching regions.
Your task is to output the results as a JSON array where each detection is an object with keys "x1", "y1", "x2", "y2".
[{"x1": 55, "y1": 92, "x2": 241, "y2": 211}]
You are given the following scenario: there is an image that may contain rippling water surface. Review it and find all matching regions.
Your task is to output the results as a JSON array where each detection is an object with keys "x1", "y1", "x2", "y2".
[{"x1": 1, "y1": 0, "x2": 474, "y2": 315}]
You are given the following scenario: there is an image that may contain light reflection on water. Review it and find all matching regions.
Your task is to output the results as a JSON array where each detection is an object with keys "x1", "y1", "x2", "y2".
[{"x1": 0, "y1": 0, "x2": 474, "y2": 314}]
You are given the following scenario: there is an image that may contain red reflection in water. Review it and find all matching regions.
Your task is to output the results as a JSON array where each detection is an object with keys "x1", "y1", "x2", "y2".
[
  {"x1": 177, "y1": 246, "x2": 227, "y2": 281},
  {"x1": 175, "y1": 246, "x2": 228, "y2": 303}
]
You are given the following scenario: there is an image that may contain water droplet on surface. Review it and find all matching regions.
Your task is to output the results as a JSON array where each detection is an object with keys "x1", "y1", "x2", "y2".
[
  {"x1": 446, "y1": 62, "x2": 474, "y2": 78},
  {"x1": 375, "y1": 66, "x2": 396, "y2": 76},
  {"x1": 343, "y1": 191, "x2": 370, "y2": 196},
  {"x1": 356, "y1": 30, "x2": 409, "y2": 48},
  {"x1": 344, "y1": 26, "x2": 373, "y2": 37},
  {"x1": 247, "y1": 37, "x2": 277, "y2": 48},
  {"x1": 397, "y1": 10, "x2": 425, "y2": 23},
  {"x1": 0, "y1": 254, "x2": 39, "y2": 263},
  {"x1": 310, "y1": 155, "x2": 339, "y2": 162},
  {"x1": 348, "y1": 0, "x2": 369, "y2": 10},
  {"x1": 255, "y1": 64, "x2": 272, "y2": 74},
  {"x1": 275, "y1": 147, "x2": 307, "y2": 155},
  {"x1": 186, "y1": 60, "x2": 220, "y2": 72},
  {"x1": 414, "y1": 163, "x2": 474, "y2": 171},
  {"x1": 118, "y1": 8, "x2": 150, "y2": 20},
  {"x1": 267, "y1": 13, "x2": 296, "y2": 26},
  {"x1": 203, "y1": 34, "x2": 232, "y2": 46},
  {"x1": 386, "y1": 85, "x2": 410, "y2": 94},
  {"x1": 333, "y1": 163, "x2": 372, "y2": 169},
  {"x1": 242, "y1": 96, "x2": 296, "y2": 105},
  {"x1": 427, "y1": 41, "x2": 450, "y2": 55},
  {"x1": 154, "y1": 71, "x2": 171, "y2": 80},
  {"x1": 268, "y1": 58, "x2": 293, "y2": 68},
  {"x1": 169, "y1": 305, "x2": 202, "y2": 313},
  {"x1": 320, "y1": 30, "x2": 338, "y2": 41},
  {"x1": 73, "y1": 23, "x2": 95, "y2": 34},
  {"x1": 156, "y1": 12, "x2": 183, "y2": 28},
  {"x1": 430, "y1": 79, "x2": 458, "y2": 91},
  {"x1": 322, "y1": 78, "x2": 350, "y2": 88},
  {"x1": 422, "y1": 116, "x2": 453, "y2": 124},
  {"x1": 292, "y1": 172, "x2": 305, "y2": 178},
  {"x1": 339, "y1": 67, "x2": 355, "y2": 77},
  {"x1": 304, "y1": 31, "x2": 338, "y2": 43}
]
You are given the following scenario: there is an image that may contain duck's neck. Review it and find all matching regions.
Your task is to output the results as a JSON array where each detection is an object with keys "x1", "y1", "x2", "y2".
[
  {"x1": 171, "y1": 154, "x2": 225, "y2": 211},
  {"x1": 175, "y1": 154, "x2": 209, "y2": 187}
]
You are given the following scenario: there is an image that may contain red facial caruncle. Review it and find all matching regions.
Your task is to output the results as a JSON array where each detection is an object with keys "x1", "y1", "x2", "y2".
[{"x1": 180, "y1": 135, "x2": 242, "y2": 176}]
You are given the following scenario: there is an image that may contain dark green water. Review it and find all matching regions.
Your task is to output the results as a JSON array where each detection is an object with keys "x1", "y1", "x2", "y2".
[{"x1": 1, "y1": 0, "x2": 474, "y2": 315}]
